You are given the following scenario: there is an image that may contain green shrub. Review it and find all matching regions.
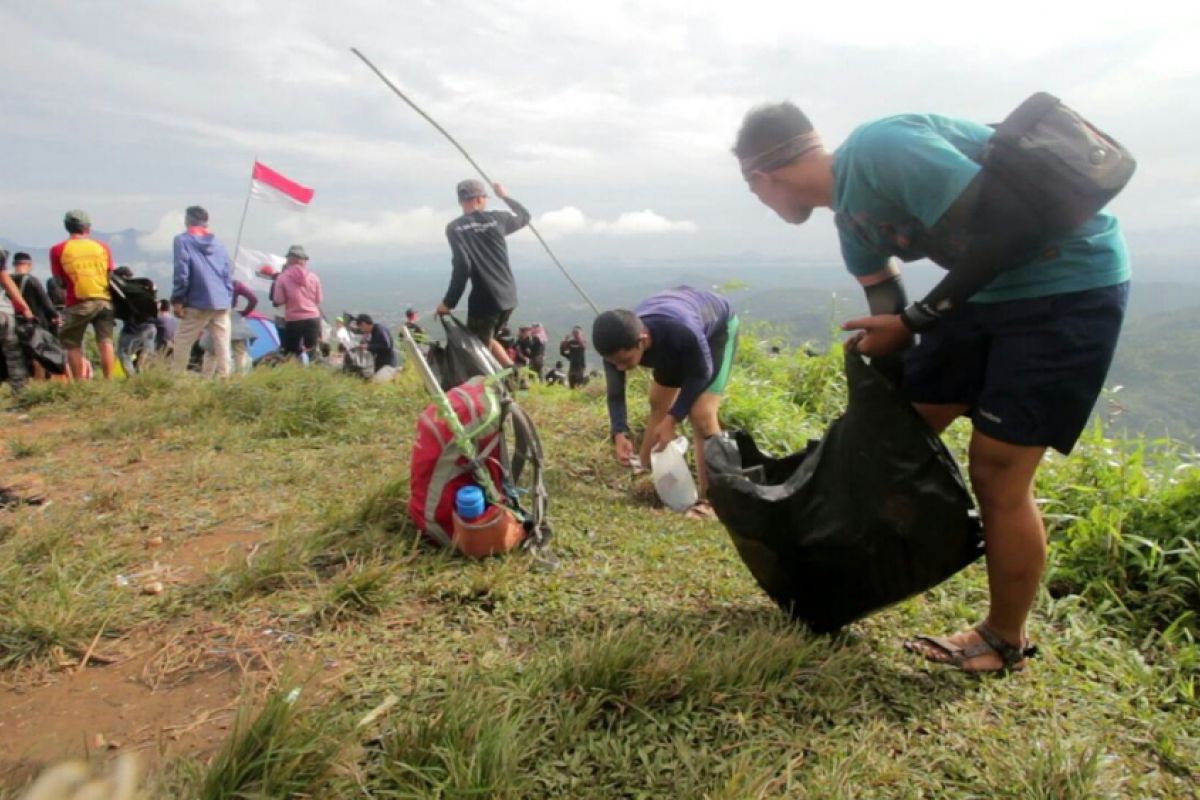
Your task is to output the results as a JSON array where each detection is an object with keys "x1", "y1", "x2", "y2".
[{"x1": 1049, "y1": 467, "x2": 1200, "y2": 640}]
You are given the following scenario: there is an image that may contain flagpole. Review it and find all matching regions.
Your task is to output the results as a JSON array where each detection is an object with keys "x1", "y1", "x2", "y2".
[{"x1": 230, "y1": 156, "x2": 257, "y2": 271}]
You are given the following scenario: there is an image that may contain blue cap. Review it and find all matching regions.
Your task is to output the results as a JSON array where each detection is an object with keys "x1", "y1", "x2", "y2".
[{"x1": 455, "y1": 485, "x2": 486, "y2": 521}]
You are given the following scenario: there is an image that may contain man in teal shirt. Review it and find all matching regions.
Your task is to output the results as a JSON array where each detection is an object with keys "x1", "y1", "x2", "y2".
[{"x1": 733, "y1": 102, "x2": 1129, "y2": 673}]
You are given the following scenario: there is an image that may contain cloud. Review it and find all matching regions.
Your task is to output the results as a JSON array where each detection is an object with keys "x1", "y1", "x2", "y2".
[
  {"x1": 595, "y1": 210, "x2": 698, "y2": 235},
  {"x1": 532, "y1": 206, "x2": 697, "y2": 238},
  {"x1": 268, "y1": 204, "x2": 699, "y2": 250},
  {"x1": 274, "y1": 206, "x2": 451, "y2": 249},
  {"x1": 137, "y1": 211, "x2": 182, "y2": 254}
]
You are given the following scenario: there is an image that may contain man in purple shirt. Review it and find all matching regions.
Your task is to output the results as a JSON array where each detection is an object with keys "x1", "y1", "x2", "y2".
[
  {"x1": 229, "y1": 279, "x2": 258, "y2": 373},
  {"x1": 593, "y1": 286, "x2": 740, "y2": 516}
]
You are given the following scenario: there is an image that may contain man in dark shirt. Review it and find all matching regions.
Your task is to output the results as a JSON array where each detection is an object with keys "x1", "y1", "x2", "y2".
[
  {"x1": 45, "y1": 274, "x2": 66, "y2": 320},
  {"x1": 404, "y1": 307, "x2": 425, "y2": 341},
  {"x1": 354, "y1": 314, "x2": 397, "y2": 373},
  {"x1": 114, "y1": 266, "x2": 157, "y2": 376},
  {"x1": 0, "y1": 248, "x2": 33, "y2": 393},
  {"x1": 560, "y1": 326, "x2": 589, "y2": 388},
  {"x1": 435, "y1": 179, "x2": 531, "y2": 367},
  {"x1": 12, "y1": 253, "x2": 59, "y2": 332},
  {"x1": 516, "y1": 326, "x2": 545, "y2": 380},
  {"x1": 155, "y1": 299, "x2": 177, "y2": 353},
  {"x1": 594, "y1": 287, "x2": 740, "y2": 511}
]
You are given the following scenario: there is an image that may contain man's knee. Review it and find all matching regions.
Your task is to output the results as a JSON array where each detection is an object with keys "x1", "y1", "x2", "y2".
[
  {"x1": 688, "y1": 393, "x2": 721, "y2": 437},
  {"x1": 647, "y1": 382, "x2": 677, "y2": 414},
  {"x1": 968, "y1": 436, "x2": 1045, "y2": 510}
]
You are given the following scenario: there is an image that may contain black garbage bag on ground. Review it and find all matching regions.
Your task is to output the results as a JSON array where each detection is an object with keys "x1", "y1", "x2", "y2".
[
  {"x1": 705, "y1": 349, "x2": 983, "y2": 633},
  {"x1": 426, "y1": 315, "x2": 501, "y2": 392}
]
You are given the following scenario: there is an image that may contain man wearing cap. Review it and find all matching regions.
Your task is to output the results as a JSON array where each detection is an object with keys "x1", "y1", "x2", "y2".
[
  {"x1": 272, "y1": 245, "x2": 323, "y2": 360},
  {"x1": 732, "y1": 101, "x2": 1130, "y2": 673},
  {"x1": 171, "y1": 205, "x2": 234, "y2": 376},
  {"x1": 353, "y1": 313, "x2": 397, "y2": 374},
  {"x1": 50, "y1": 209, "x2": 117, "y2": 379},
  {"x1": 0, "y1": 248, "x2": 34, "y2": 393},
  {"x1": 435, "y1": 180, "x2": 531, "y2": 367}
]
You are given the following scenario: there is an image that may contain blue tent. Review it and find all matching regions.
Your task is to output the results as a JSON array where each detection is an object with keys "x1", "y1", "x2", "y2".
[{"x1": 245, "y1": 312, "x2": 281, "y2": 360}]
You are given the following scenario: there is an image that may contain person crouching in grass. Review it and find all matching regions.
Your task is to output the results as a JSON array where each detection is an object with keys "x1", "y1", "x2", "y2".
[{"x1": 593, "y1": 286, "x2": 740, "y2": 520}]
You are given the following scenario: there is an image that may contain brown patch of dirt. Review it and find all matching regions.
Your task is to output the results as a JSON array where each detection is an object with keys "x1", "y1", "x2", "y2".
[
  {"x1": 0, "y1": 410, "x2": 344, "y2": 789},
  {"x1": 167, "y1": 527, "x2": 265, "y2": 584},
  {"x1": 5, "y1": 412, "x2": 75, "y2": 440},
  {"x1": 0, "y1": 629, "x2": 244, "y2": 785}
]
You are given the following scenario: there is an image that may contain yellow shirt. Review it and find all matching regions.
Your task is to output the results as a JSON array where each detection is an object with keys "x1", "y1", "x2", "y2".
[{"x1": 50, "y1": 236, "x2": 114, "y2": 304}]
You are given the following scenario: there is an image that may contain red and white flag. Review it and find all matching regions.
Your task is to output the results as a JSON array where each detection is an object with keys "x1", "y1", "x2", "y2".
[
  {"x1": 234, "y1": 246, "x2": 286, "y2": 289},
  {"x1": 250, "y1": 161, "x2": 314, "y2": 208}
]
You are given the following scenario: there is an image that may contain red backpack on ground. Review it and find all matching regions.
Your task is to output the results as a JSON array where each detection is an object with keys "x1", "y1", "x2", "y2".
[{"x1": 408, "y1": 377, "x2": 505, "y2": 546}]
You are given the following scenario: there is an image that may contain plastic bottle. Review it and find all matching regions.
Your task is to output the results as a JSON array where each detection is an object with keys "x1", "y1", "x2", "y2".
[
  {"x1": 650, "y1": 436, "x2": 699, "y2": 511},
  {"x1": 455, "y1": 485, "x2": 487, "y2": 521}
]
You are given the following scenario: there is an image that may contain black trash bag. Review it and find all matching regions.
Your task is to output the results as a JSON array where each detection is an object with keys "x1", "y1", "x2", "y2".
[
  {"x1": 17, "y1": 323, "x2": 68, "y2": 375},
  {"x1": 705, "y1": 349, "x2": 983, "y2": 633},
  {"x1": 426, "y1": 315, "x2": 501, "y2": 391},
  {"x1": 109, "y1": 274, "x2": 158, "y2": 325}
]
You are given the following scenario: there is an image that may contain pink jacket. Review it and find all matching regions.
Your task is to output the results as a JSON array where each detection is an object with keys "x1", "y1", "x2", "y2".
[{"x1": 273, "y1": 264, "x2": 323, "y2": 321}]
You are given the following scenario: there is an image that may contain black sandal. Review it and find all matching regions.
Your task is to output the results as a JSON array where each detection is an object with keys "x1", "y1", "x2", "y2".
[{"x1": 904, "y1": 622, "x2": 1038, "y2": 674}]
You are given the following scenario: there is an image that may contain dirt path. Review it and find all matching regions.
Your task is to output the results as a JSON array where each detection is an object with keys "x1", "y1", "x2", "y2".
[{"x1": 1, "y1": 412, "x2": 282, "y2": 785}]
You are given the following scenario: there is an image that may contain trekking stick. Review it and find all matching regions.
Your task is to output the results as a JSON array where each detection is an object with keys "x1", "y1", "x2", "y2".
[{"x1": 350, "y1": 47, "x2": 601, "y2": 316}]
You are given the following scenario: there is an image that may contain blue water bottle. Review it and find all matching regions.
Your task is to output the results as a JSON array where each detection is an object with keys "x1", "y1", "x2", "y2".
[{"x1": 455, "y1": 485, "x2": 486, "y2": 521}]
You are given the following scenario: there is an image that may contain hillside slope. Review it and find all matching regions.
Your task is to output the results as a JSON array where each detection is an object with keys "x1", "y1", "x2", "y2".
[{"x1": 1, "y1": 351, "x2": 1197, "y2": 798}]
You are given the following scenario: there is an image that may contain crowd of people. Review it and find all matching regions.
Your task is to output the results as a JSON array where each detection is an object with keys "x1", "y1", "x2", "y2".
[{"x1": 0, "y1": 189, "x2": 598, "y2": 389}]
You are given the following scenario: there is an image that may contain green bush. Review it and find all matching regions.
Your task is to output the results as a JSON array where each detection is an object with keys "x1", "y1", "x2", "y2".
[{"x1": 1049, "y1": 467, "x2": 1200, "y2": 641}]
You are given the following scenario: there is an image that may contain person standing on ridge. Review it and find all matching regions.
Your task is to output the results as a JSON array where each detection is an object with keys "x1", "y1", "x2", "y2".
[
  {"x1": 0, "y1": 248, "x2": 33, "y2": 394},
  {"x1": 114, "y1": 266, "x2": 157, "y2": 376},
  {"x1": 50, "y1": 209, "x2": 116, "y2": 379},
  {"x1": 435, "y1": 179, "x2": 531, "y2": 367},
  {"x1": 226, "y1": 279, "x2": 259, "y2": 374},
  {"x1": 517, "y1": 325, "x2": 546, "y2": 379},
  {"x1": 272, "y1": 245, "x2": 323, "y2": 362},
  {"x1": 732, "y1": 100, "x2": 1130, "y2": 673},
  {"x1": 11, "y1": 253, "x2": 59, "y2": 333},
  {"x1": 155, "y1": 299, "x2": 177, "y2": 355},
  {"x1": 403, "y1": 307, "x2": 426, "y2": 341},
  {"x1": 593, "y1": 286, "x2": 740, "y2": 519},
  {"x1": 171, "y1": 205, "x2": 234, "y2": 376},
  {"x1": 560, "y1": 325, "x2": 588, "y2": 389}
]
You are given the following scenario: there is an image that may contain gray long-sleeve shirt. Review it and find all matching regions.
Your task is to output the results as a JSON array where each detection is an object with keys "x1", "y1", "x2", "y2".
[{"x1": 442, "y1": 196, "x2": 531, "y2": 317}]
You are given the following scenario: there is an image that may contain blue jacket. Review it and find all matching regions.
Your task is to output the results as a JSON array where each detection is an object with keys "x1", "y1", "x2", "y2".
[{"x1": 172, "y1": 230, "x2": 234, "y2": 310}]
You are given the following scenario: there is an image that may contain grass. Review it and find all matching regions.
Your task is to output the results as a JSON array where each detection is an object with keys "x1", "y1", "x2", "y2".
[{"x1": 1, "y1": 346, "x2": 1198, "y2": 797}]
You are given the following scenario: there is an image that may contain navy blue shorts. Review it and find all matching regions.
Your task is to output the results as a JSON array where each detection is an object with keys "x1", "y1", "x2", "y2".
[{"x1": 902, "y1": 282, "x2": 1129, "y2": 455}]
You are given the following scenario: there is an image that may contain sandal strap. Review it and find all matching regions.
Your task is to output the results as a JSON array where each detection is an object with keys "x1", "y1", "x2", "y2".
[
  {"x1": 908, "y1": 634, "x2": 995, "y2": 663},
  {"x1": 974, "y1": 622, "x2": 1036, "y2": 667}
]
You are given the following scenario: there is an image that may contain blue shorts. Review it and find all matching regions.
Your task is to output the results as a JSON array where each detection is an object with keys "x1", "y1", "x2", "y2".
[{"x1": 902, "y1": 282, "x2": 1129, "y2": 455}]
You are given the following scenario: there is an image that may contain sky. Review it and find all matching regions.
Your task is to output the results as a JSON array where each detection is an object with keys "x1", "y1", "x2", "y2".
[{"x1": 2, "y1": 0, "x2": 1198, "y2": 271}]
